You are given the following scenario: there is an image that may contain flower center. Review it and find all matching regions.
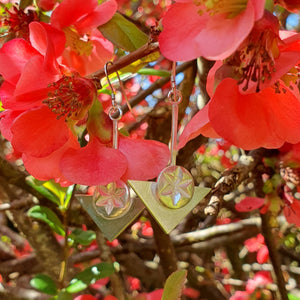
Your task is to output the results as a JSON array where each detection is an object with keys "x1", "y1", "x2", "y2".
[
  {"x1": 226, "y1": 17, "x2": 280, "y2": 92},
  {"x1": 43, "y1": 75, "x2": 96, "y2": 120},
  {"x1": 195, "y1": 0, "x2": 248, "y2": 18},
  {"x1": 63, "y1": 27, "x2": 93, "y2": 56},
  {"x1": 1, "y1": 6, "x2": 37, "y2": 40}
]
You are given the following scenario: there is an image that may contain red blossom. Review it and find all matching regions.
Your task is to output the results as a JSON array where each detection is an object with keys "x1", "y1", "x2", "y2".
[
  {"x1": 246, "y1": 271, "x2": 272, "y2": 293},
  {"x1": 235, "y1": 197, "x2": 265, "y2": 212},
  {"x1": 50, "y1": 0, "x2": 117, "y2": 76},
  {"x1": 230, "y1": 291, "x2": 250, "y2": 300},
  {"x1": 1, "y1": 6, "x2": 38, "y2": 40},
  {"x1": 178, "y1": 12, "x2": 300, "y2": 150},
  {"x1": 60, "y1": 135, "x2": 170, "y2": 185},
  {"x1": 74, "y1": 296, "x2": 98, "y2": 300},
  {"x1": 244, "y1": 234, "x2": 269, "y2": 263},
  {"x1": 275, "y1": 0, "x2": 300, "y2": 12},
  {"x1": 37, "y1": 0, "x2": 57, "y2": 11},
  {"x1": 159, "y1": 0, "x2": 265, "y2": 61}
]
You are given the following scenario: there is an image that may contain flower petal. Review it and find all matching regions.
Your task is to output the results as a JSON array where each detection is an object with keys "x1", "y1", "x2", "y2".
[
  {"x1": 23, "y1": 136, "x2": 79, "y2": 185},
  {"x1": 0, "y1": 110, "x2": 23, "y2": 141},
  {"x1": 235, "y1": 197, "x2": 265, "y2": 212},
  {"x1": 177, "y1": 105, "x2": 220, "y2": 150},
  {"x1": 51, "y1": 0, "x2": 98, "y2": 29},
  {"x1": 119, "y1": 136, "x2": 170, "y2": 181},
  {"x1": 13, "y1": 55, "x2": 58, "y2": 100},
  {"x1": 208, "y1": 78, "x2": 300, "y2": 149},
  {"x1": 159, "y1": 0, "x2": 264, "y2": 61},
  {"x1": 60, "y1": 138, "x2": 127, "y2": 186},
  {"x1": 159, "y1": 2, "x2": 207, "y2": 61},
  {"x1": 284, "y1": 200, "x2": 300, "y2": 227},
  {"x1": 194, "y1": 3, "x2": 255, "y2": 60},
  {"x1": 62, "y1": 30, "x2": 113, "y2": 76},
  {"x1": 74, "y1": 0, "x2": 117, "y2": 34},
  {"x1": 0, "y1": 39, "x2": 40, "y2": 85},
  {"x1": 29, "y1": 21, "x2": 66, "y2": 59},
  {"x1": 11, "y1": 105, "x2": 70, "y2": 157}
]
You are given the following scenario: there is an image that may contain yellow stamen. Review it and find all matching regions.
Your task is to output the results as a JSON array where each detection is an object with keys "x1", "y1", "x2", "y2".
[
  {"x1": 195, "y1": 0, "x2": 248, "y2": 19},
  {"x1": 63, "y1": 27, "x2": 93, "y2": 56}
]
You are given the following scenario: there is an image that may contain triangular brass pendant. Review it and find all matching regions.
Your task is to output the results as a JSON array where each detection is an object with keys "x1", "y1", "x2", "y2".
[
  {"x1": 76, "y1": 195, "x2": 145, "y2": 241},
  {"x1": 128, "y1": 180, "x2": 210, "y2": 234}
]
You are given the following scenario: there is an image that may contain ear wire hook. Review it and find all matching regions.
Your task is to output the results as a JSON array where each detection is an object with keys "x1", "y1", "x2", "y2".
[
  {"x1": 104, "y1": 61, "x2": 136, "y2": 120},
  {"x1": 168, "y1": 61, "x2": 182, "y2": 166},
  {"x1": 104, "y1": 61, "x2": 122, "y2": 149}
]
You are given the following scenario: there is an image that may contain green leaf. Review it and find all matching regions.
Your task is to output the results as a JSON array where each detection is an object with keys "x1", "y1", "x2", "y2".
[
  {"x1": 69, "y1": 228, "x2": 96, "y2": 246},
  {"x1": 98, "y1": 12, "x2": 148, "y2": 52},
  {"x1": 66, "y1": 262, "x2": 115, "y2": 293},
  {"x1": 162, "y1": 270, "x2": 187, "y2": 300},
  {"x1": 288, "y1": 294, "x2": 300, "y2": 300},
  {"x1": 27, "y1": 206, "x2": 65, "y2": 236},
  {"x1": 30, "y1": 274, "x2": 57, "y2": 295},
  {"x1": 56, "y1": 290, "x2": 73, "y2": 300},
  {"x1": 43, "y1": 181, "x2": 69, "y2": 207},
  {"x1": 137, "y1": 68, "x2": 170, "y2": 77},
  {"x1": 26, "y1": 177, "x2": 61, "y2": 206},
  {"x1": 63, "y1": 185, "x2": 75, "y2": 210}
]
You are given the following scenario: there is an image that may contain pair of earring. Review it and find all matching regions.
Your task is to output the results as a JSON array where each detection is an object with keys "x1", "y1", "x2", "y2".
[{"x1": 77, "y1": 61, "x2": 210, "y2": 241}]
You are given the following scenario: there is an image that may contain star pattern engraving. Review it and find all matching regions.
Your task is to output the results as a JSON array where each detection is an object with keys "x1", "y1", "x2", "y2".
[
  {"x1": 157, "y1": 166, "x2": 194, "y2": 207},
  {"x1": 94, "y1": 182, "x2": 129, "y2": 216}
]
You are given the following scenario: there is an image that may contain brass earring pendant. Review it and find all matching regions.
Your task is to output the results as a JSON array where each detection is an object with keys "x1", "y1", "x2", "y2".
[
  {"x1": 129, "y1": 62, "x2": 210, "y2": 233},
  {"x1": 77, "y1": 61, "x2": 144, "y2": 241}
]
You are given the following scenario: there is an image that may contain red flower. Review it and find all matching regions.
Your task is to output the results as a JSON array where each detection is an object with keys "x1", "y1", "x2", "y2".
[
  {"x1": 178, "y1": 12, "x2": 300, "y2": 150},
  {"x1": 0, "y1": 22, "x2": 98, "y2": 185},
  {"x1": 275, "y1": 0, "x2": 300, "y2": 12},
  {"x1": 235, "y1": 197, "x2": 265, "y2": 212},
  {"x1": 0, "y1": 20, "x2": 170, "y2": 186},
  {"x1": 246, "y1": 271, "x2": 272, "y2": 293},
  {"x1": 60, "y1": 135, "x2": 170, "y2": 185},
  {"x1": 159, "y1": 0, "x2": 265, "y2": 61},
  {"x1": 0, "y1": 5, "x2": 38, "y2": 40},
  {"x1": 37, "y1": 0, "x2": 58, "y2": 11},
  {"x1": 50, "y1": 0, "x2": 117, "y2": 76},
  {"x1": 244, "y1": 234, "x2": 269, "y2": 264},
  {"x1": 74, "y1": 296, "x2": 98, "y2": 300},
  {"x1": 230, "y1": 291, "x2": 250, "y2": 300}
]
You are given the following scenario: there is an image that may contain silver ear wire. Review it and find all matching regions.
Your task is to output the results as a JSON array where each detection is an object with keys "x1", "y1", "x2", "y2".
[{"x1": 104, "y1": 61, "x2": 123, "y2": 149}]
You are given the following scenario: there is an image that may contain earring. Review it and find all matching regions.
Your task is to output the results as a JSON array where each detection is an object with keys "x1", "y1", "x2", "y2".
[
  {"x1": 77, "y1": 61, "x2": 145, "y2": 241},
  {"x1": 129, "y1": 62, "x2": 210, "y2": 233}
]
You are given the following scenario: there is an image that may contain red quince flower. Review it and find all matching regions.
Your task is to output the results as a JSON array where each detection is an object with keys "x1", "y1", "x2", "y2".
[
  {"x1": 178, "y1": 12, "x2": 300, "y2": 150},
  {"x1": 0, "y1": 22, "x2": 107, "y2": 185},
  {"x1": 244, "y1": 234, "x2": 269, "y2": 264},
  {"x1": 37, "y1": 0, "x2": 57, "y2": 11},
  {"x1": 0, "y1": 5, "x2": 38, "y2": 41},
  {"x1": 59, "y1": 97, "x2": 170, "y2": 185},
  {"x1": 74, "y1": 295, "x2": 98, "y2": 300},
  {"x1": 235, "y1": 196, "x2": 265, "y2": 212},
  {"x1": 60, "y1": 134, "x2": 170, "y2": 186},
  {"x1": 159, "y1": 0, "x2": 265, "y2": 61},
  {"x1": 0, "y1": 20, "x2": 169, "y2": 186},
  {"x1": 230, "y1": 291, "x2": 250, "y2": 300},
  {"x1": 50, "y1": 0, "x2": 117, "y2": 76},
  {"x1": 246, "y1": 271, "x2": 272, "y2": 293},
  {"x1": 275, "y1": 0, "x2": 300, "y2": 12}
]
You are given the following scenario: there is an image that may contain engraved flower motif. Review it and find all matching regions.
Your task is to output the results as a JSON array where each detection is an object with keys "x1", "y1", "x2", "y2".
[
  {"x1": 94, "y1": 181, "x2": 128, "y2": 216},
  {"x1": 157, "y1": 166, "x2": 194, "y2": 208}
]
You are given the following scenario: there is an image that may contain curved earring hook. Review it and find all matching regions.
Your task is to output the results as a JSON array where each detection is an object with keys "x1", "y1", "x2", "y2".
[{"x1": 104, "y1": 61, "x2": 136, "y2": 119}]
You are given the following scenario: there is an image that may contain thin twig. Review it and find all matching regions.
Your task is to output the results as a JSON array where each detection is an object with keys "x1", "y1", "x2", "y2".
[{"x1": 87, "y1": 42, "x2": 160, "y2": 84}]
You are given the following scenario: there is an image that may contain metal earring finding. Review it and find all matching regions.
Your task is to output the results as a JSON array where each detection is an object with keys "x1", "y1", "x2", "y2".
[
  {"x1": 156, "y1": 62, "x2": 194, "y2": 209},
  {"x1": 92, "y1": 61, "x2": 132, "y2": 219}
]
